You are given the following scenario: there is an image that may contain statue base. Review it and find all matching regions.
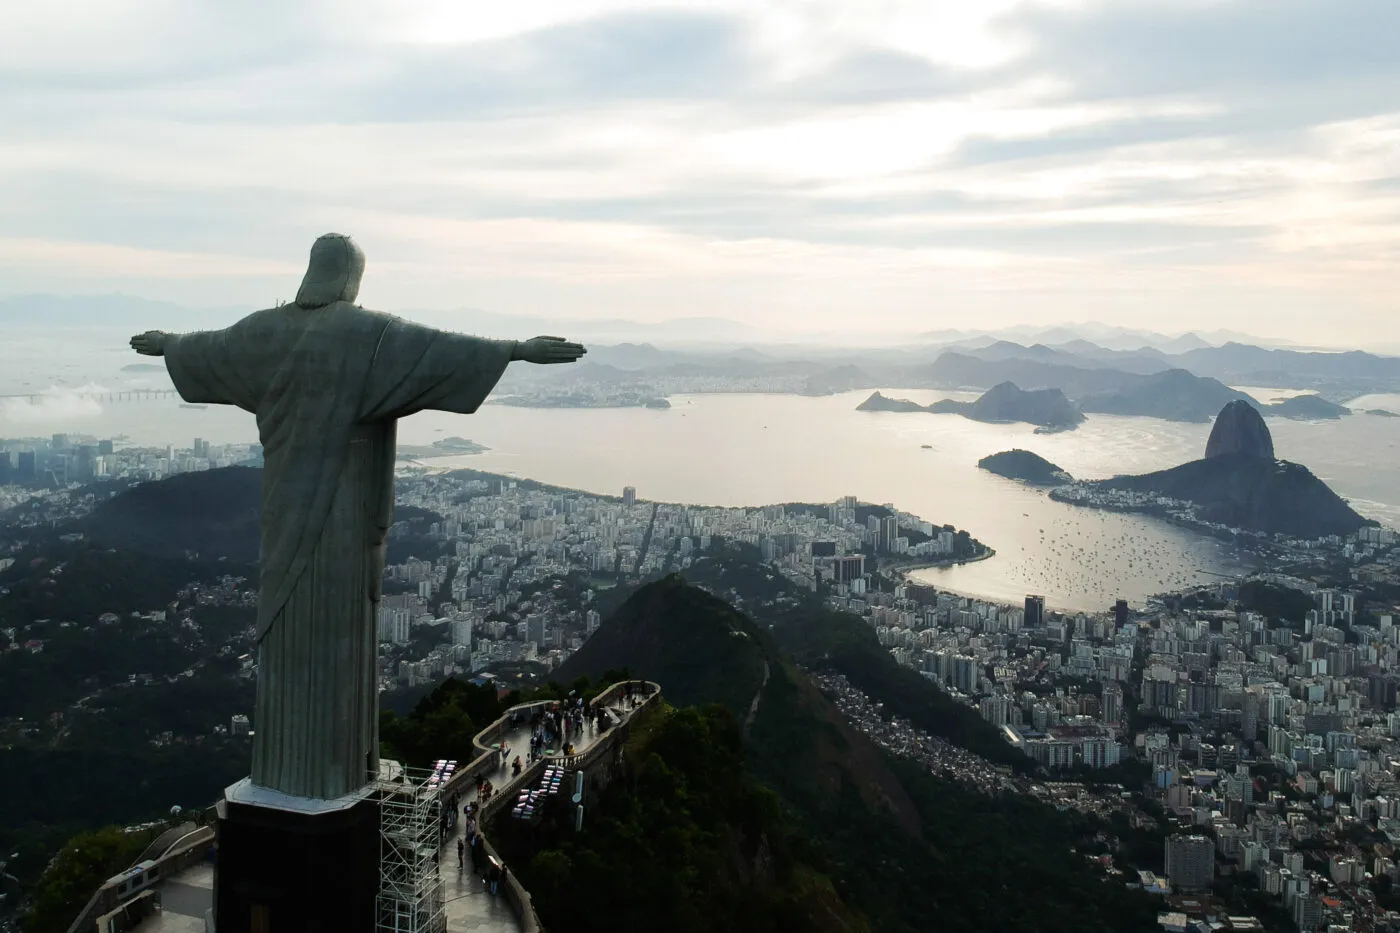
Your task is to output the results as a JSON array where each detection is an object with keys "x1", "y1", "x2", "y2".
[{"x1": 214, "y1": 779, "x2": 379, "y2": 933}]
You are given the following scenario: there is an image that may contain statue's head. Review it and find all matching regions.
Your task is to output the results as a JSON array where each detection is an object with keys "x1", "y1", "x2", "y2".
[{"x1": 295, "y1": 233, "x2": 366, "y2": 308}]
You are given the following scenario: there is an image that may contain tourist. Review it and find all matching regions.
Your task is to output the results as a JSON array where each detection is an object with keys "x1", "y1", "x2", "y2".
[
  {"x1": 512, "y1": 755, "x2": 522, "y2": 777},
  {"x1": 456, "y1": 838, "x2": 464, "y2": 869}
]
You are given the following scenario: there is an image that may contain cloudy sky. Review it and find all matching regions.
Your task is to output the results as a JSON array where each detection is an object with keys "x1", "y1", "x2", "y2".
[{"x1": 2, "y1": 0, "x2": 1397, "y2": 345}]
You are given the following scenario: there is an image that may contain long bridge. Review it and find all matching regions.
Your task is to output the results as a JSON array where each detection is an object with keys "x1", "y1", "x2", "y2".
[{"x1": 0, "y1": 389, "x2": 180, "y2": 404}]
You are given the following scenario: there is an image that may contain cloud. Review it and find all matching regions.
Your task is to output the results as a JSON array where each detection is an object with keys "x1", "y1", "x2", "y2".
[
  {"x1": 0, "y1": 385, "x2": 107, "y2": 424},
  {"x1": 0, "y1": 0, "x2": 1396, "y2": 345}
]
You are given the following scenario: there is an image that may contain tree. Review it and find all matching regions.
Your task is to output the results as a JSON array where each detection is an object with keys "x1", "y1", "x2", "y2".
[{"x1": 23, "y1": 825, "x2": 160, "y2": 933}]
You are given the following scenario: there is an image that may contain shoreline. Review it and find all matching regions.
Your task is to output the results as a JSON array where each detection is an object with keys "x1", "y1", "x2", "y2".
[{"x1": 883, "y1": 547, "x2": 998, "y2": 577}]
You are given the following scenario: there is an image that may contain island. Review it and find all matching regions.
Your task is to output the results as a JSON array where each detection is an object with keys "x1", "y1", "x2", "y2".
[
  {"x1": 1051, "y1": 400, "x2": 1372, "y2": 539},
  {"x1": 1261, "y1": 394, "x2": 1350, "y2": 419},
  {"x1": 856, "y1": 391, "x2": 931, "y2": 413},
  {"x1": 932, "y1": 382, "x2": 1084, "y2": 431},
  {"x1": 857, "y1": 383, "x2": 1084, "y2": 431},
  {"x1": 432, "y1": 436, "x2": 488, "y2": 453},
  {"x1": 394, "y1": 436, "x2": 490, "y2": 461},
  {"x1": 977, "y1": 449, "x2": 1075, "y2": 486},
  {"x1": 1366, "y1": 408, "x2": 1399, "y2": 418}
]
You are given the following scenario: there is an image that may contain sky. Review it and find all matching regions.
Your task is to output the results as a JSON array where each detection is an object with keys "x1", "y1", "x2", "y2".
[{"x1": 2, "y1": 0, "x2": 1398, "y2": 347}]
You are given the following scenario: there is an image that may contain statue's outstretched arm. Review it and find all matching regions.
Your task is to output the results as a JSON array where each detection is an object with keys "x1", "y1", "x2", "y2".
[{"x1": 512, "y1": 335, "x2": 587, "y2": 365}]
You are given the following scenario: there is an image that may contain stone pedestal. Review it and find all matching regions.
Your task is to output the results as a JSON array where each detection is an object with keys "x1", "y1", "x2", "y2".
[{"x1": 214, "y1": 779, "x2": 379, "y2": 933}]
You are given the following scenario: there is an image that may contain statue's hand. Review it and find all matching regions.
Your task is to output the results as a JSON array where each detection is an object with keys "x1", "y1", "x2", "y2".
[
  {"x1": 130, "y1": 331, "x2": 168, "y2": 357},
  {"x1": 516, "y1": 336, "x2": 586, "y2": 365}
]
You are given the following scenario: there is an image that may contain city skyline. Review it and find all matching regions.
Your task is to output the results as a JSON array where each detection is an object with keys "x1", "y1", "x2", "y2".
[{"x1": 2, "y1": 0, "x2": 1398, "y2": 346}]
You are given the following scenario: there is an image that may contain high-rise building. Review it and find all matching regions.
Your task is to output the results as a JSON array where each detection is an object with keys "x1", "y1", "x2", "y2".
[
  {"x1": 1025, "y1": 595, "x2": 1045, "y2": 628},
  {"x1": 16, "y1": 450, "x2": 35, "y2": 478},
  {"x1": 880, "y1": 515, "x2": 898, "y2": 553},
  {"x1": 1113, "y1": 599, "x2": 1130, "y2": 627},
  {"x1": 1164, "y1": 834, "x2": 1214, "y2": 891},
  {"x1": 98, "y1": 439, "x2": 114, "y2": 456},
  {"x1": 51, "y1": 433, "x2": 70, "y2": 451},
  {"x1": 230, "y1": 714, "x2": 251, "y2": 736},
  {"x1": 450, "y1": 618, "x2": 473, "y2": 649},
  {"x1": 836, "y1": 554, "x2": 865, "y2": 584},
  {"x1": 1101, "y1": 683, "x2": 1123, "y2": 726},
  {"x1": 622, "y1": 486, "x2": 636, "y2": 507}
]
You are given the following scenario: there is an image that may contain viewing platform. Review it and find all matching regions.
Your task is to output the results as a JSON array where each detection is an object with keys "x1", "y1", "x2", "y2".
[{"x1": 90, "y1": 680, "x2": 661, "y2": 933}]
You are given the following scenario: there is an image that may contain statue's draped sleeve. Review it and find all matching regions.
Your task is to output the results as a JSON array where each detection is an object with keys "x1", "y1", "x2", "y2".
[
  {"x1": 162, "y1": 315, "x2": 269, "y2": 413},
  {"x1": 355, "y1": 317, "x2": 514, "y2": 422}
]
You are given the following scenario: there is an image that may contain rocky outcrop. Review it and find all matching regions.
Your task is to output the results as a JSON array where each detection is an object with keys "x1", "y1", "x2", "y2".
[{"x1": 1205, "y1": 400, "x2": 1275, "y2": 460}]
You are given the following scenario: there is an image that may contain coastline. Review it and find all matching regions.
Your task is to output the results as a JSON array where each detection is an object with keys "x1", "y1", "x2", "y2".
[
  {"x1": 395, "y1": 444, "x2": 489, "y2": 462},
  {"x1": 884, "y1": 547, "x2": 998, "y2": 577}
]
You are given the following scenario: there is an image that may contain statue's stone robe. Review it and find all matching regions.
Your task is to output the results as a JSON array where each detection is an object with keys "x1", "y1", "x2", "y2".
[{"x1": 164, "y1": 302, "x2": 512, "y2": 799}]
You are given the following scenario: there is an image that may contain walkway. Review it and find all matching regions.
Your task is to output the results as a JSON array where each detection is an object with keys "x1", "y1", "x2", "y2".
[
  {"x1": 129, "y1": 689, "x2": 653, "y2": 933},
  {"x1": 440, "y1": 693, "x2": 643, "y2": 933}
]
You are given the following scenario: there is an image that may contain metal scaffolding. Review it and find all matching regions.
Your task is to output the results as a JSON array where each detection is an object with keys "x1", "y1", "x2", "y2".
[{"x1": 376, "y1": 764, "x2": 446, "y2": 933}]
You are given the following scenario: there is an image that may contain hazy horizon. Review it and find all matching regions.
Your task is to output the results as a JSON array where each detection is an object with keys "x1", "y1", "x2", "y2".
[{"x1": 3, "y1": 1, "x2": 1398, "y2": 346}]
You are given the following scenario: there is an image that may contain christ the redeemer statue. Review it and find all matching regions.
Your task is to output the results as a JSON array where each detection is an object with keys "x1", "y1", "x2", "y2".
[{"x1": 130, "y1": 233, "x2": 585, "y2": 801}]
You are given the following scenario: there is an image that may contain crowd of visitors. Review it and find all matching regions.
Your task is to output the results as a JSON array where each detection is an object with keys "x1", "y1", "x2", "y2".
[{"x1": 440, "y1": 682, "x2": 655, "y2": 905}]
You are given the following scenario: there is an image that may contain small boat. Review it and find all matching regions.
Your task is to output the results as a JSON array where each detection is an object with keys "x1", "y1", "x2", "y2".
[
  {"x1": 921, "y1": 444, "x2": 932, "y2": 449},
  {"x1": 180, "y1": 403, "x2": 208, "y2": 410}
]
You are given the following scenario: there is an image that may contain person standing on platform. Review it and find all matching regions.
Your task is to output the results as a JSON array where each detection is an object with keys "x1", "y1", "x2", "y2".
[{"x1": 456, "y1": 838, "x2": 464, "y2": 870}]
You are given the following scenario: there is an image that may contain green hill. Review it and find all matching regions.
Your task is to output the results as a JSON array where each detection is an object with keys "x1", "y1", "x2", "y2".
[
  {"x1": 556, "y1": 575, "x2": 771, "y2": 717},
  {"x1": 671, "y1": 543, "x2": 1025, "y2": 769},
  {"x1": 77, "y1": 466, "x2": 264, "y2": 561},
  {"x1": 545, "y1": 576, "x2": 1157, "y2": 933},
  {"x1": 72, "y1": 467, "x2": 443, "y2": 563}
]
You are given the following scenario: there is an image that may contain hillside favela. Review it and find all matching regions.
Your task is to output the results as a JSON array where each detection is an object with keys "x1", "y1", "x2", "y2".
[{"x1": 2, "y1": 4, "x2": 1399, "y2": 933}]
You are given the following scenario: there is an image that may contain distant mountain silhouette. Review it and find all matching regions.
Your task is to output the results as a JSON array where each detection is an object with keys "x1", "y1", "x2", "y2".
[
  {"x1": 859, "y1": 383, "x2": 1083, "y2": 429},
  {"x1": 1079, "y1": 369, "x2": 1253, "y2": 423}
]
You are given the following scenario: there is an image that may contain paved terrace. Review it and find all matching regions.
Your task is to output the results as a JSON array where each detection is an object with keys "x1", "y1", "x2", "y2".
[
  {"x1": 439, "y1": 683, "x2": 655, "y2": 932},
  {"x1": 111, "y1": 680, "x2": 660, "y2": 933}
]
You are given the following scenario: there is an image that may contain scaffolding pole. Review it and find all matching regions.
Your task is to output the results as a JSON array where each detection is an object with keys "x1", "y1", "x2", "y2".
[{"x1": 376, "y1": 765, "x2": 446, "y2": 933}]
